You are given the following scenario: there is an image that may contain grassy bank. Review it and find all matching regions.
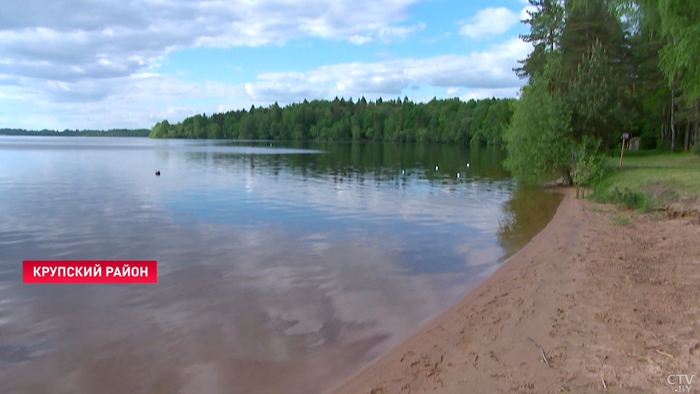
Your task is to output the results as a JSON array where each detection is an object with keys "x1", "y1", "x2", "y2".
[{"x1": 590, "y1": 151, "x2": 700, "y2": 212}]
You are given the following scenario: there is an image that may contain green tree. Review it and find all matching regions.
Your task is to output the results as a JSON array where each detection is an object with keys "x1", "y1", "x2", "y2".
[
  {"x1": 515, "y1": 0, "x2": 565, "y2": 78},
  {"x1": 657, "y1": 0, "x2": 700, "y2": 101},
  {"x1": 504, "y1": 76, "x2": 575, "y2": 183},
  {"x1": 565, "y1": 41, "x2": 631, "y2": 147},
  {"x1": 207, "y1": 123, "x2": 223, "y2": 139}
]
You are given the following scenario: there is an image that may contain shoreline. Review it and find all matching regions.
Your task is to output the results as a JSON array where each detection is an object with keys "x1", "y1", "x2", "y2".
[
  {"x1": 328, "y1": 188, "x2": 577, "y2": 393},
  {"x1": 329, "y1": 187, "x2": 700, "y2": 393}
]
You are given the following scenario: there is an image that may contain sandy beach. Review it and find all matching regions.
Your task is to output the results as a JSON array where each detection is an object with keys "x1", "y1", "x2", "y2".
[{"x1": 330, "y1": 188, "x2": 700, "y2": 393}]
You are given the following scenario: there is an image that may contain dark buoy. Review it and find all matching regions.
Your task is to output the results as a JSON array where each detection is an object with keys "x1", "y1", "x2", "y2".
[{"x1": 155, "y1": 171, "x2": 161, "y2": 176}]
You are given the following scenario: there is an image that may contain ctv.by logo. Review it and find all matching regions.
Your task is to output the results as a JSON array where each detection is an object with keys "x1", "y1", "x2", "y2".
[{"x1": 667, "y1": 374, "x2": 694, "y2": 392}]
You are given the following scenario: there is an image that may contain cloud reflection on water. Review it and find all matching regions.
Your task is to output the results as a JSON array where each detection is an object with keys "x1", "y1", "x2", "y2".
[{"x1": 0, "y1": 137, "x2": 560, "y2": 394}]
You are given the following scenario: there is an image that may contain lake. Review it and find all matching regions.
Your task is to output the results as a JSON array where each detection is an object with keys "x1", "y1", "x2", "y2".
[{"x1": 0, "y1": 136, "x2": 561, "y2": 394}]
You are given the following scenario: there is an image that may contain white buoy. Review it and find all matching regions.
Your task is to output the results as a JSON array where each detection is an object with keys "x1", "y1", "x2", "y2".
[
  {"x1": 401, "y1": 169, "x2": 405, "y2": 175},
  {"x1": 435, "y1": 165, "x2": 439, "y2": 171},
  {"x1": 466, "y1": 163, "x2": 471, "y2": 168},
  {"x1": 457, "y1": 173, "x2": 460, "y2": 178}
]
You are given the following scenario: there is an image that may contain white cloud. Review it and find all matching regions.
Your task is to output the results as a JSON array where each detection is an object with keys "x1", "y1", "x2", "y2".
[
  {"x1": 349, "y1": 35, "x2": 373, "y2": 45},
  {"x1": 458, "y1": 7, "x2": 520, "y2": 39},
  {"x1": 0, "y1": 0, "x2": 423, "y2": 87},
  {"x1": 0, "y1": 0, "x2": 535, "y2": 129},
  {"x1": 377, "y1": 22, "x2": 426, "y2": 42},
  {"x1": 1, "y1": 37, "x2": 531, "y2": 129},
  {"x1": 1, "y1": 73, "x2": 248, "y2": 129},
  {"x1": 245, "y1": 37, "x2": 530, "y2": 103}
]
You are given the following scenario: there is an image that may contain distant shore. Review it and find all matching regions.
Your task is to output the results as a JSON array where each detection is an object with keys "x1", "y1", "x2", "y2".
[
  {"x1": 0, "y1": 128, "x2": 150, "y2": 137},
  {"x1": 330, "y1": 188, "x2": 700, "y2": 393}
]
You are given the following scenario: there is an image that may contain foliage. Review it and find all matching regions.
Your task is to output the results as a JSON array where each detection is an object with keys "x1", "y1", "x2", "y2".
[
  {"x1": 503, "y1": 78, "x2": 574, "y2": 183},
  {"x1": 150, "y1": 97, "x2": 516, "y2": 144},
  {"x1": 565, "y1": 41, "x2": 631, "y2": 148},
  {"x1": 657, "y1": 0, "x2": 700, "y2": 101},
  {"x1": 572, "y1": 136, "x2": 607, "y2": 189},
  {"x1": 515, "y1": 0, "x2": 565, "y2": 78},
  {"x1": 509, "y1": 0, "x2": 699, "y2": 182}
]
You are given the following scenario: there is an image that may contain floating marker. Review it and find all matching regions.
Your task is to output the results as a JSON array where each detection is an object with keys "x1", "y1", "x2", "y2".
[
  {"x1": 155, "y1": 170, "x2": 161, "y2": 176},
  {"x1": 401, "y1": 169, "x2": 405, "y2": 175},
  {"x1": 466, "y1": 163, "x2": 471, "y2": 168},
  {"x1": 435, "y1": 165, "x2": 439, "y2": 171},
  {"x1": 457, "y1": 173, "x2": 461, "y2": 178}
]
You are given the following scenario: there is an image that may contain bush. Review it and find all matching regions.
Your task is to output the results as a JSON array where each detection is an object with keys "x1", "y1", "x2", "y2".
[
  {"x1": 572, "y1": 136, "x2": 607, "y2": 194},
  {"x1": 610, "y1": 187, "x2": 649, "y2": 210}
]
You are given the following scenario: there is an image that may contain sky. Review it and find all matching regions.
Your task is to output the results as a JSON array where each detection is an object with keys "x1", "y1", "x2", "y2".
[{"x1": 0, "y1": 0, "x2": 536, "y2": 130}]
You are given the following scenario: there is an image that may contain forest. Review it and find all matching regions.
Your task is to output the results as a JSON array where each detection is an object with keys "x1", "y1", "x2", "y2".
[
  {"x1": 149, "y1": 97, "x2": 516, "y2": 145},
  {"x1": 149, "y1": 0, "x2": 699, "y2": 186},
  {"x1": 504, "y1": 0, "x2": 699, "y2": 184},
  {"x1": 0, "y1": 128, "x2": 151, "y2": 137}
]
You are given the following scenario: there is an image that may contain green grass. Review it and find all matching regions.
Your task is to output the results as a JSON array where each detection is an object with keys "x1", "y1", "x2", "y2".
[
  {"x1": 611, "y1": 213, "x2": 629, "y2": 226},
  {"x1": 591, "y1": 151, "x2": 700, "y2": 211}
]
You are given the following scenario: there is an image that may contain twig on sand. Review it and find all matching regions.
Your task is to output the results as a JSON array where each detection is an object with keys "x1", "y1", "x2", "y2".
[
  {"x1": 602, "y1": 378, "x2": 607, "y2": 389},
  {"x1": 656, "y1": 349, "x2": 673, "y2": 358},
  {"x1": 527, "y1": 336, "x2": 552, "y2": 368}
]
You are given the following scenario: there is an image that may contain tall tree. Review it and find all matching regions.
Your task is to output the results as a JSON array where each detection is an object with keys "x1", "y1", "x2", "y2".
[
  {"x1": 515, "y1": 0, "x2": 565, "y2": 78},
  {"x1": 657, "y1": 0, "x2": 700, "y2": 102},
  {"x1": 565, "y1": 41, "x2": 631, "y2": 147}
]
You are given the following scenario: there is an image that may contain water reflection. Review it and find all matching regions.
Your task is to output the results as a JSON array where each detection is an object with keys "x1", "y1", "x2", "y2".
[
  {"x1": 497, "y1": 186, "x2": 564, "y2": 260},
  {"x1": 0, "y1": 137, "x2": 560, "y2": 394}
]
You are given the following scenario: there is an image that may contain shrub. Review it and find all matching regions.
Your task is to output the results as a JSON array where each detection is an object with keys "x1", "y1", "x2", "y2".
[
  {"x1": 610, "y1": 187, "x2": 649, "y2": 210},
  {"x1": 572, "y1": 136, "x2": 607, "y2": 197}
]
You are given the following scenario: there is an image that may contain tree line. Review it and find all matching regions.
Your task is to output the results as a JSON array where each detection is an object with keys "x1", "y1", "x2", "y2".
[
  {"x1": 504, "y1": 0, "x2": 699, "y2": 186},
  {"x1": 0, "y1": 128, "x2": 151, "y2": 137},
  {"x1": 149, "y1": 97, "x2": 516, "y2": 145}
]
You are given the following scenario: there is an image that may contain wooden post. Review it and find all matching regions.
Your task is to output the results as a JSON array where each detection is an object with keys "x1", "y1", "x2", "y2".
[{"x1": 620, "y1": 133, "x2": 629, "y2": 168}]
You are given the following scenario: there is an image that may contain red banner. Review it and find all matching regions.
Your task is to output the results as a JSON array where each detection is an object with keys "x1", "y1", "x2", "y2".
[{"x1": 23, "y1": 260, "x2": 157, "y2": 283}]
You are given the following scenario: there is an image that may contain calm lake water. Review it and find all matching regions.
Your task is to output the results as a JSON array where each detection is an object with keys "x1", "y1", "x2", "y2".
[{"x1": 0, "y1": 136, "x2": 561, "y2": 394}]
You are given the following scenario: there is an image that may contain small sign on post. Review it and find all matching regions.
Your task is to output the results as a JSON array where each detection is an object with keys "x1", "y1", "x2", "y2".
[{"x1": 620, "y1": 133, "x2": 630, "y2": 167}]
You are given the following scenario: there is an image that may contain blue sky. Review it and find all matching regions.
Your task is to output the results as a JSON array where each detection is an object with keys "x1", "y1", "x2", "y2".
[{"x1": 0, "y1": 0, "x2": 534, "y2": 130}]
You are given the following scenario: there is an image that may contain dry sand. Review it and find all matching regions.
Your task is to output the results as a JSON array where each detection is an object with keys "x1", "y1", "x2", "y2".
[{"x1": 330, "y1": 188, "x2": 700, "y2": 393}]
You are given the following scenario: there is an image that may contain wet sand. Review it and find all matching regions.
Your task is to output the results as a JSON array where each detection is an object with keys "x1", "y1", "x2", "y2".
[{"x1": 330, "y1": 188, "x2": 700, "y2": 393}]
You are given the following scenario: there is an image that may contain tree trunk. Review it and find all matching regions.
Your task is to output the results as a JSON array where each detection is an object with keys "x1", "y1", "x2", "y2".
[
  {"x1": 685, "y1": 120, "x2": 691, "y2": 152},
  {"x1": 695, "y1": 101, "x2": 700, "y2": 148},
  {"x1": 670, "y1": 78, "x2": 676, "y2": 152},
  {"x1": 662, "y1": 105, "x2": 667, "y2": 141}
]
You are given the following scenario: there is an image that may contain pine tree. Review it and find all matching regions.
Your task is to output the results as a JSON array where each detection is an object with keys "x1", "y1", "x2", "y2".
[{"x1": 515, "y1": 0, "x2": 565, "y2": 78}]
